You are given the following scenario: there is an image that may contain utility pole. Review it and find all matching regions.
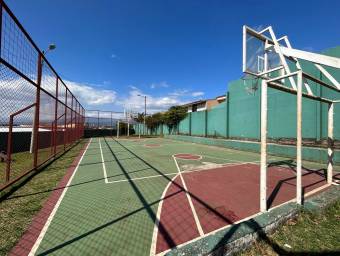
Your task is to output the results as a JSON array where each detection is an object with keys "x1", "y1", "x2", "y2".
[
  {"x1": 137, "y1": 94, "x2": 147, "y2": 136},
  {"x1": 144, "y1": 96, "x2": 146, "y2": 135}
]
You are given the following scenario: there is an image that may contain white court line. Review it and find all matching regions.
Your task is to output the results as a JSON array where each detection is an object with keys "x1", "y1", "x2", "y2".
[
  {"x1": 155, "y1": 210, "x2": 263, "y2": 256},
  {"x1": 155, "y1": 182, "x2": 333, "y2": 256},
  {"x1": 99, "y1": 138, "x2": 109, "y2": 183},
  {"x1": 28, "y1": 138, "x2": 92, "y2": 256},
  {"x1": 105, "y1": 160, "x2": 262, "y2": 184},
  {"x1": 121, "y1": 142, "x2": 191, "y2": 148},
  {"x1": 107, "y1": 173, "x2": 178, "y2": 184},
  {"x1": 149, "y1": 174, "x2": 179, "y2": 256},
  {"x1": 172, "y1": 154, "x2": 204, "y2": 236}
]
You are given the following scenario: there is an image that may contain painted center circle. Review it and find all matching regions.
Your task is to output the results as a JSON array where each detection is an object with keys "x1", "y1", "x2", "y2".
[
  {"x1": 174, "y1": 153, "x2": 201, "y2": 160},
  {"x1": 144, "y1": 144, "x2": 161, "y2": 147}
]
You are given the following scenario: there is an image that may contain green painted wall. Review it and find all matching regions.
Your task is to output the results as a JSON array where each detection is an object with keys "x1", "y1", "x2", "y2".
[
  {"x1": 141, "y1": 46, "x2": 340, "y2": 142},
  {"x1": 320, "y1": 47, "x2": 340, "y2": 140},
  {"x1": 207, "y1": 102, "x2": 227, "y2": 137},
  {"x1": 179, "y1": 115, "x2": 190, "y2": 135},
  {"x1": 191, "y1": 111, "x2": 206, "y2": 136},
  {"x1": 228, "y1": 79, "x2": 260, "y2": 139}
]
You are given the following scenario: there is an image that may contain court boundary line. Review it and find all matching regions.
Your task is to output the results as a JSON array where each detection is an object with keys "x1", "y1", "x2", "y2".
[
  {"x1": 105, "y1": 160, "x2": 262, "y2": 184},
  {"x1": 149, "y1": 174, "x2": 179, "y2": 256},
  {"x1": 155, "y1": 172, "x2": 333, "y2": 256},
  {"x1": 119, "y1": 142, "x2": 191, "y2": 148},
  {"x1": 99, "y1": 138, "x2": 109, "y2": 183},
  {"x1": 107, "y1": 173, "x2": 178, "y2": 183},
  {"x1": 28, "y1": 138, "x2": 92, "y2": 256},
  {"x1": 172, "y1": 154, "x2": 204, "y2": 236}
]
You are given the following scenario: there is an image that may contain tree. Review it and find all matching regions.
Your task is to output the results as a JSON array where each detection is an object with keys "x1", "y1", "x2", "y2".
[
  {"x1": 133, "y1": 113, "x2": 145, "y2": 123},
  {"x1": 145, "y1": 112, "x2": 165, "y2": 132},
  {"x1": 135, "y1": 106, "x2": 187, "y2": 135},
  {"x1": 163, "y1": 106, "x2": 187, "y2": 133}
]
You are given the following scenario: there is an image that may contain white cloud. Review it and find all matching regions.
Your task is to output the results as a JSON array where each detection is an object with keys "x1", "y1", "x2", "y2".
[
  {"x1": 168, "y1": 89, "x2": 189, "y2": 97},
  {"x1": 192, "y1": 91, "x2": 204, "y2": 97},
  {"x1": 117, "y1": 87, "x2": 187, "y2": 113},
  {"x1": 0, "y1": 75, "x2": 206, "y2": 118},
  {"x1": 150, "y1": 81, "x2": 170, "y2": 89},
  {"x1": 65, "y1": 80, "x2": 117, "y2": 105}
]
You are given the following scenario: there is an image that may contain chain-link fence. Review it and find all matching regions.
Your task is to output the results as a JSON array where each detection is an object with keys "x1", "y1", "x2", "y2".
[{"x1": 0, "y1": 1, "x2": 85, "y2": 190}]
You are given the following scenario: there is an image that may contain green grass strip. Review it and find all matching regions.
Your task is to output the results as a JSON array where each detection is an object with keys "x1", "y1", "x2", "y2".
[{"x1": 0, "y1": 140, "x2": 88, "y2": 256}]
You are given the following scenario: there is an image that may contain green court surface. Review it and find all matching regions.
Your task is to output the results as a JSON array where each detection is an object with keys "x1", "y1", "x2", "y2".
[{"x1": 27, "y1": 137, "x2": 339, "y2": 255}]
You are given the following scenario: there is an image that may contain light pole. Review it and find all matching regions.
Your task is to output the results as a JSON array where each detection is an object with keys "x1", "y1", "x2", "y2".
[
  {"x1": 30, "y1": 44, "x2": 56, "y2": 154},
  {"x1": 42, "y1": 44, "x2": 56, "y2": 55},
  {"x1": 137, "y1": 94, "x2": 147, "y2": 136}
]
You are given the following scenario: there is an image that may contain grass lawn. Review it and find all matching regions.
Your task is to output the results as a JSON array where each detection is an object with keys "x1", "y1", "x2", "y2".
[
  {"x1": 239, "y1": 199, "x2": 340, "y2": 255},
  {"x1": 0, "y1": 139, "x2": 88, "y2": 256},
  {"x1": 0, "y1": 147, "x2": 58, "y2": 185}
]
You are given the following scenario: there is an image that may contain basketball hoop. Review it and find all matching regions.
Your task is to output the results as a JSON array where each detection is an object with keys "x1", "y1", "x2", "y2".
[{"x1": 241, "y1": 73, "x2": 259, "y2": 95}]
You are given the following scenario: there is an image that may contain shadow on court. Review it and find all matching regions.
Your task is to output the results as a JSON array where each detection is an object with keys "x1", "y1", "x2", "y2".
[{"x1": 16, "y1": 137, "x2": 336, "y2": 256}]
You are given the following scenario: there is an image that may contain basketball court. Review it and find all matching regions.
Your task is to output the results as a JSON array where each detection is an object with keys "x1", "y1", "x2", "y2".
[
  {"x1": 11, "y1": 137, "x2": 339, "y2": 256},
  {"x1": 1, "y1": 6, "x2": 339, "y2": 254}
]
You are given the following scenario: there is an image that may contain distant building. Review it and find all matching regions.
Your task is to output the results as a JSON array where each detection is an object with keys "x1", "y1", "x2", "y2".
[{"x1": 183, "y1": 95, "x2": 226, "y2": 113}]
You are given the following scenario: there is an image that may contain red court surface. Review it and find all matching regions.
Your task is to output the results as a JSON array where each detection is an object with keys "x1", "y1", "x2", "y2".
[{"x1": 155, "y1": 163, "x2": 328, "y2": 254}]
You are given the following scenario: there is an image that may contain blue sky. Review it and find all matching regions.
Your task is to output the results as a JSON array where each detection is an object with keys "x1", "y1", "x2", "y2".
[{"x1": 7, "y1": 0, "x2": 340, "y2": 113}]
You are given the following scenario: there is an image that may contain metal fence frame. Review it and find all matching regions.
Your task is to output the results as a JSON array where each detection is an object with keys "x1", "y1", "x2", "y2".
[{"x1": 0, "y1": 1, "x2": 84, "y2": 190}]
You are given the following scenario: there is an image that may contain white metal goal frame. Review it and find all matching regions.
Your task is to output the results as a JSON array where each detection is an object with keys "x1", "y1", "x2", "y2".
[{"x1": 242, "y1": 25, "x2": 340, "y2": 212}]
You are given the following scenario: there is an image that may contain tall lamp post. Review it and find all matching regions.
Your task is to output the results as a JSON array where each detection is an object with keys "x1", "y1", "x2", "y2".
[
  {"x1": 30, "y1": 44, "x2": 56, "y2": 154},
  {"x1": 137, "y1": 94, "x2": 147, "y2": 136}
]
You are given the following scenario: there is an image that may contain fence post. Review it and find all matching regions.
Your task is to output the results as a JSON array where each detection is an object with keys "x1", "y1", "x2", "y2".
[
  {"x1": 64, "y1": 90, "x2": 67, "y2": 150},
  {"x1": 97, "y1": 110, "x2": 99, "y2": 129},
  {"x1": 33, "y1": 53, "x2": 43, "y2": 168},
  {"x1": 226, "y1": 92, "x2": 229, "y2": 138},
  {"x1": 54, "y1": 78, "x2": 58, "y2": 155},
  {"x1": 111, "y1": 112, "x2": 113, "y2": 137},
  {"x1": 5, "y1": 116, "x2": 13, "y2": 182},
  {"x1": 205, "y1": 110, "x2": 208, "y2": 137},
  {"x1": 70, "y1": 96, "x2": 73, "y2": 143},
  {"x1": 117, "y1": 121, "x2": 120, "y2": 139},
  {"x1": 189, "y1": 112, "x2": 192, "y2": 136},
  {"x1": 78, "y1": 104, "x2": 80, "y2": 139}
]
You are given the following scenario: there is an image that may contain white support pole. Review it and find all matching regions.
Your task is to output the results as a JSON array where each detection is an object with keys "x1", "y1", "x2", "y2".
[
  {"x1": 116, "y1": 121, "x2": 120, "y2": 139},
  {"x1": 242, "y1": 25, "x2": 247, "y2": 72},
  {"x1": 29, "y1": 111, "x2": 36, "y2": 154},
  {"x1": 139, "y1": 123, "x2": 141, "y2": 139},
  {"x1": 327, "y1": 103, "x2": 334, "y2": 184},
  {"x1": 127, "y1": 121, "x2": 130, "y2": 137},
  {"x1": 260, "y1": 79, "x2": 268, "y2": 212},
  {"x1": 296, "y1": 71, "x2": 303, "y2": 205},
  {"x1": 268, "y1": 27, "x2": 297, "y2": 90}
]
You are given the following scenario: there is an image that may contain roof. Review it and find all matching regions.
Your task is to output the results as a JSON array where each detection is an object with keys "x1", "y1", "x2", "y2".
[
  {"x1": 215, "y1": 95, "x2": 226, "y2": 100},
  {"x1": 181, "y1": 99, "x2": 207, "y2": 107}
]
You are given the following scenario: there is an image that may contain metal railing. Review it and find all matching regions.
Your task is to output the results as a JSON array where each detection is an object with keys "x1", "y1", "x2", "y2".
[{"x1": 0, "y1": 1, "x2": 85, "y2": 190}]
